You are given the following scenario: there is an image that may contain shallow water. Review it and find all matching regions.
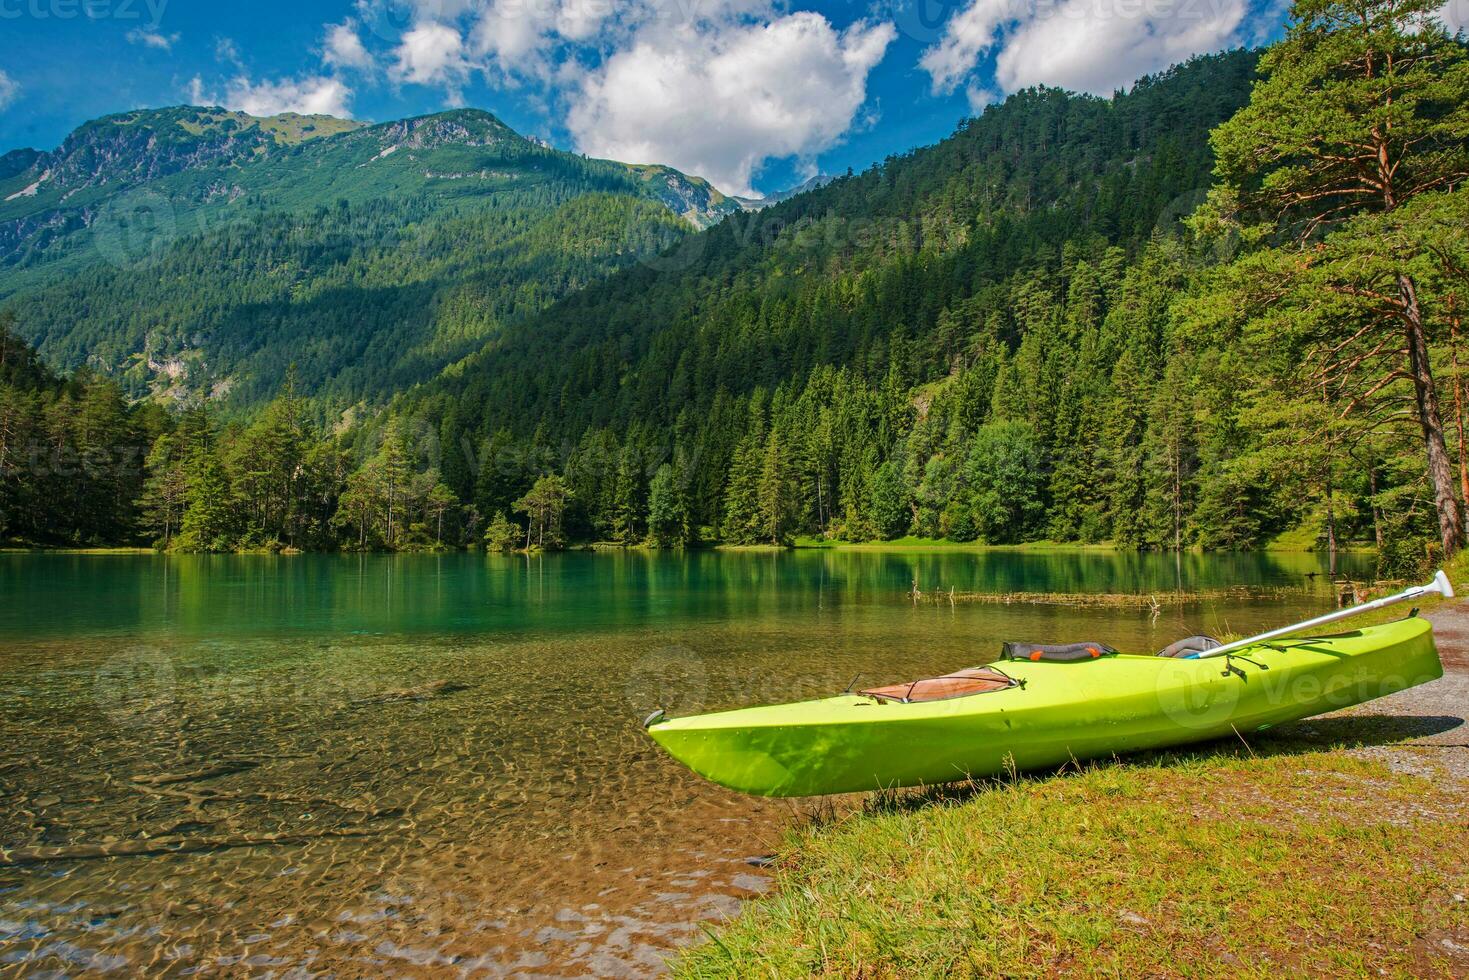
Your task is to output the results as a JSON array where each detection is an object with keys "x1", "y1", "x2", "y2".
[{"x1": 0, "y1": 549, "x2": 1366, "y2": 975}]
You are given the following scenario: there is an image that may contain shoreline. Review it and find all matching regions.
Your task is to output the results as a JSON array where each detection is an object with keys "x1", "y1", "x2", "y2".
[
  {"x1": 668, "y1": 594, "x2": 1469, "y2": 976},
  {"x1": 1, "y1": 540, "x2": 1376, "y2": 557}
]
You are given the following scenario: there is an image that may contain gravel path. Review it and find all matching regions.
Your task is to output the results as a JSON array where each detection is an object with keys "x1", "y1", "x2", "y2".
[{"x1": 1326, "y1": 602, "x2": 1469, "y2": 784}]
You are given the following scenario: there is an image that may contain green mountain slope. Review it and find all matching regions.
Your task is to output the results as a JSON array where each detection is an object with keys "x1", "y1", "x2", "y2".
[
  {"x1": 0, "y1": 106, "x2": 737, "y2": 412},
  {"x1": 396, "y1": 52, "x2": 1267, "y2": 542}
]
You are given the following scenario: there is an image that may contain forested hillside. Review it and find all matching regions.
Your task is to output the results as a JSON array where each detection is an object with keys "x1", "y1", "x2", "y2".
[
  {"x1": 397, "y1": 12, "x2": 1466, "y2": 565},
  {"x1": 5, "y1": 0, "x2": 1465, "y2": 565},
  {"x1": 0, "y1": 107, "x2": 731, "y2": 413},
  {"x1": 401, "y1": 50, "x2": 1274, "y2": 548}
]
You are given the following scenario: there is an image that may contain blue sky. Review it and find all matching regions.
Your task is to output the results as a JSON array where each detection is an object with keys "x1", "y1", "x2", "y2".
[{"x1": 0, "y1": 0, "x2": 1310, "y2": 196}]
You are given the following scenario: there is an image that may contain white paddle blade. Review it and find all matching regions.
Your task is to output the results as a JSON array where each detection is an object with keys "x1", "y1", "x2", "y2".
[{"x1": 1432, "y1": 569, "x2": 1454, "y2": 599}]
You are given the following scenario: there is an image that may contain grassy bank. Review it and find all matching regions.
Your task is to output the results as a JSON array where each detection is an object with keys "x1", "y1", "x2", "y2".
[
  {"x1": 792, "y1": 536, "x2": 1126, "y2": 552},
  {"x1": 0, "y1": 546, "x2": 155, "y2": 555},
  {"x1": 674, "y1": 734, "x2": 1467, "y2": 977}
]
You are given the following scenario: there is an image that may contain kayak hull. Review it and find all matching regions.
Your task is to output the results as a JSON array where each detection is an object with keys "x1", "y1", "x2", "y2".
[{"x1": 646, "y1": 617, "x2": 1443, "y2": 797}]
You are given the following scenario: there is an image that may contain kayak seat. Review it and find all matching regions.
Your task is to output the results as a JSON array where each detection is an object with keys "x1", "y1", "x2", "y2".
[
  {"x1": 1156, "y1": 635, "x2": 1223, "y2": 659},
  {"x1": 1001, "y1": 641, "x2": 1117, "y2": 663},
  {"x1": 861, "y1": 667, "x2": 1016, "y2": 703}
]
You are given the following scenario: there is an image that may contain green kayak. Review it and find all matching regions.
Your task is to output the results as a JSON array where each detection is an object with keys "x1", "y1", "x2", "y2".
[{"x1": 646, "y1": 616, "x2": 1443, "y2": 797}]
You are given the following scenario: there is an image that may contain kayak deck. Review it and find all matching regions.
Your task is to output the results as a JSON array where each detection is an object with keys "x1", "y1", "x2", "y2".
[{"x1": 646, "y1": 617, "x2": 1443, "y2": 797}]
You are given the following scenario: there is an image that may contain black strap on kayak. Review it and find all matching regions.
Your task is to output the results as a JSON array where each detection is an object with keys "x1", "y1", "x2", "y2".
[
  {"x1": 985, "y1": 663, "x2": 1025, "y2": 690},
  {"x1": 1001, "y1": 641, "x2": 1117, "y2": 663},
  {"x1": 1220, "y1": 650, "x2": 1270, "y2": 680}
]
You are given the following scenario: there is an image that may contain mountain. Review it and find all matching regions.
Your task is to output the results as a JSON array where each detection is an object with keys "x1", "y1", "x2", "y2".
[
  {"x1": 393, "y1": 51, "x2": 1268, "y2": 544},
  {"x1": 0, "y1": 106, "x2": 738, "y2": 411},
  {"x1": 733, "y1": 174, "x2": 837, "y2": 211},
  {"x1": 6, "y1": 21, "x2": 1460, "y2": 559}
]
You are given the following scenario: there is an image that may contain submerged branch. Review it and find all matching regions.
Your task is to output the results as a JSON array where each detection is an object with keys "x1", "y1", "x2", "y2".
[{"x1": 908, "y1": 586, "x2": 1317, "y2": 608}]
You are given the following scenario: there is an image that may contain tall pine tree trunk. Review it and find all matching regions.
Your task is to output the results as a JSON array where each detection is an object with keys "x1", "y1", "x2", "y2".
[
  {"x1": 1320, "y1": 380, "x2": 1336, "y2": 575},
  {"x1": 1450, "y1": 304, "x2": 1469, "y2": 508},
  {"x1": 1401, "y1": 273, "x2": 1463, "y2": 557},
  {"x1": 1369, "y1": 463, "x2": 1384, "y2": 551}
]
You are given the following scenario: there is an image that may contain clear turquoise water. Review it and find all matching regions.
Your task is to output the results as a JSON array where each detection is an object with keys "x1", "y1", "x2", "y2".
[{"x1": 0, "y1": 549, "x2": 1363, "y2": 975}]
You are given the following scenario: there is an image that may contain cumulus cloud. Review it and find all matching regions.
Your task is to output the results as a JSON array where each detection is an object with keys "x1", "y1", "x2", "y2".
[
  {"x1": 392, "y1": 21, "x2": 470, "y2": 90},
  {"x1": 322, "y1": 0, "x2": 896, "y2": 192},
  {"x1": 965, "y1": 83, "x2": 999, "y2": 113},
  {"x1": 0, "y1": 69, "x2": 18, "y2": 112},
  {"x1": 1000, "y1": 0, "x2": 1247, "y2": 92},
  {"x1": 922, "y1": 0, "x2": 1252, "y2": 98},
  {"x1": 1439, "y1": 0, "x2": 1468, "y2": 33},
  {"x1": 324, "y1": 21, "x2": 374, "y2": 70},
  {"x1": 195, "y1": 74, "x2": 354, "y2": 117},
  {"x1": 468, "y1": 0, "x2": 633, "y2": 80},
  {"x1": 568, "y1": 14, "x2": 895, "y2": 196},
  {"x1": 919, "y1": 0, "x2": 1010, "y2": 94},
  {"x1": 126, "y1": 28, "x2": 181, "y2": 51},
  {"x1": 469, "y1": 0, "x2": 560, "y2": 81},
  {"x1": 215, "y1": 37, "x2": 245, "y2": 70}
]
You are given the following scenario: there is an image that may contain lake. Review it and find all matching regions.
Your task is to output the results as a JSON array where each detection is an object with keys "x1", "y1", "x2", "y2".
[{"x1": 0, "y1": 549, "x2": 1368, "y2": 975}]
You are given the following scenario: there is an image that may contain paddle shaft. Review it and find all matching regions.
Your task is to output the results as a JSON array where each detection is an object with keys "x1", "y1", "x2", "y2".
[{"x1": 1195, "y1": 570, "x2": 1454, "y2": 660}]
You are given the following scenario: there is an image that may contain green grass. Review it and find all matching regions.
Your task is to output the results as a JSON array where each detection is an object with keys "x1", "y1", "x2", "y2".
[
  {"x1": 1264, "y1": 512, "x2": 1376, "y2": 554},
  {"x1": 792, "y1": 536, "x2": 1122, "y2": 552},
  {"x1": 0, "y1": 546, "x2": 154, "y2": 554},
  {"x1": 673, "y1": 734, "x2": 1467, "y2": 978},
  {"x1": 713, "y1": 543, "x2": 790, "y2": 552}
]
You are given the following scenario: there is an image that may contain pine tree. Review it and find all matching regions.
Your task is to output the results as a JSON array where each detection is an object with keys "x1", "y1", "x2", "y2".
[
  {"x1": 177, "y1": 445, "x2": 236, "y2": 552},
  {"x1": 514, "y1": 474, "x2": 573, "y2": 549},
  {"x1": 611, "y1": 447, "x2": 645, "y2": 545},
  {"x1": 1203, "y1": 0, "x2": 1469, "y2": 555},
  {"x1": 484, "y1": 510, "x2": 520, "y2": 551},
  {"x1": 646, "y1": 463, "x2": 690, "y2": 547},
  {"x1": 966, "y1": 421, "x2": 1046, "y2": 544},
  {"x1": 866, "y1": 459, "x2": 911, "y2": 539},
  {"x1": 757, "y1": 429, "x2": 798, "y2": 545},
  {"x1": 139, "y1": 433, "x2": 188, "y2": 546},
  {"x1": 424, "y1": 481, "x2": 458, "y2": 546},
  {"x1": 722, "y1": 435, "x2": 763, "y2": 544},
  {"x1": 72, "y1": 375, "x2": 138, "y2": 543},
  {"x1": 1141, "y1": 356, "x2": 1199, "y2": 551}
]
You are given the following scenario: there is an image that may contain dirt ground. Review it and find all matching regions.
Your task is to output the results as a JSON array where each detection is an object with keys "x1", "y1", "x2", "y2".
[{"x1": 1331, "y1": 602, "x2": 1469, "y2": 784}]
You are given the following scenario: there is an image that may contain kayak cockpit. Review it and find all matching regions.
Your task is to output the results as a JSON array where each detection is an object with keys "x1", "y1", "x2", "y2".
[
  {"x1": 859, "y1": 666, "x2": 1018, "y2": 703},
  {"x1": 857, "y1": 632, "x2": 1232, "y2": 705}
]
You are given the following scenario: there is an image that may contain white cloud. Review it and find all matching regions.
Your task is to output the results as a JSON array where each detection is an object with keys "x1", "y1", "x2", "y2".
[
  {"x1": 126, "y1": 28, "x2": 180, "y2": 51},
  {"x1": 202, "y1": 74, "x2": 354, "y2": 117},
  {"x1": 215, "y1": 37, "x2": 245, "y2": 69},
  {"x1": 567, "y1": 13, "x2": 894, "y2": 196},
  {"x1": 324, "y1": 20, "x2": 374, "y2": 70},
  {"x1": 919, "y1": 0, "x2": 1010, "y2": 94},
  {"x1": 467, "y1": 0, "x2": 642, "y2": 84},
  {"x1": 0, "y1": 70, "x2": 18, "y2": 112},
  {"x1": 922, "y1": 0, "x2": 1252, "y2": 98},
  {"x1": 392, "y1": 21, "x2": 470, "y2": 90},
  {"x1": 965, "y1": 83, "x2": 999, "y2": 113},
  {"x1": 469, "y1": 0, "x2": 560, "y2": 81},
  {"x1": 999, "y1": 0, "x2": 1247, "y2": 93},
  {"x1": 1439, "y1": 0, "x2": 1468, "y2": 33},
  {"x1": 284, "y1": 1, "x2": 897, "y2": 193}
]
